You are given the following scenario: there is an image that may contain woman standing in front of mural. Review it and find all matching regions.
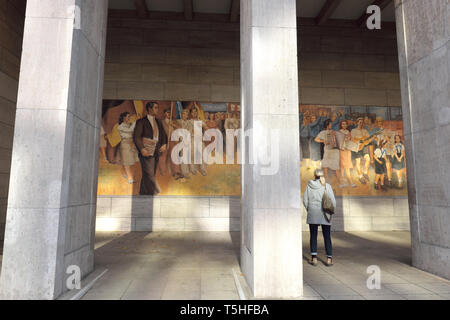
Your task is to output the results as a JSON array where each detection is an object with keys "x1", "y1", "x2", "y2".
[
  {"x1": 315, "y1": 119, "x2": 341, "y2": 184},
  {"x1": 303, "y1": 169, "x2": 336, "y2": 267},
  {"x1": 117, "y1": 112, "x2": 139, "y2": 184},
  {"x1": 392, "y1": 134, "x2": 406, "y2": 188}
]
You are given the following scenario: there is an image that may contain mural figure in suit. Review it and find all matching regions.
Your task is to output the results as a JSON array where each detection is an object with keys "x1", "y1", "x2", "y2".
[{"x1": 133, "y1": 102, "x2": 168, "y2": 195}]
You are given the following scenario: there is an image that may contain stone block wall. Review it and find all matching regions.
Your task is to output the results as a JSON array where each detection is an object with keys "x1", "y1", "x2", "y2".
[
  {"x1": 104, "y1": 14, "x2": 240, "y2": 102},
  {"x1": 297, "y1": 21, "x2": 401, "y2": 107},
  {"x1": 104, "y1": 14, "x2": 401, "y2": 107},
  {"x1": 395, "y1": 0, "x2": 449, "y2": 279},
  {"x1": 96, "y1": 195, "x2": 410, "y2": 232},
  {"x1": 0, "y1": 0, "x2": 25, "y2": 243}
]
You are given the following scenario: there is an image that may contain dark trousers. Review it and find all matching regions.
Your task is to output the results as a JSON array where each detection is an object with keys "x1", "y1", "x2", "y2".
[
  {"x1": 309, "y1": 224, "x2": 332, "y2": 257},
  {"x1": 139, "y1": 155, "x2": 159, "y2": 195}
]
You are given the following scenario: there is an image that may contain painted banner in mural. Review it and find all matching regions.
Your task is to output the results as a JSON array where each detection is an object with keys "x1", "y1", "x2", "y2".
[
  {"x1": 299, "y1": 105, "x2": 407, "y2": 197},
  {"x1": 98, "y1": 100, "x2": 241, "y2": 196},
  {"x1": 97, "y1": 100, "x2": 407, "y2": 197}
]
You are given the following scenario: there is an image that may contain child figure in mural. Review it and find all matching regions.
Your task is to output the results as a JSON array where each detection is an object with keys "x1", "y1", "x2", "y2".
[
  {"x1": 373, "y1": 138, "x2": 388, "y2": 191},
  {"x1": 392, "y1": 134, "x2": 406, "y2": 188},
  {"x1": 375, "y1": 117, "x2": 395, "y2": 188},
  {"x1": 117, "y1": 112, "x2": 139, "y2": 184}
]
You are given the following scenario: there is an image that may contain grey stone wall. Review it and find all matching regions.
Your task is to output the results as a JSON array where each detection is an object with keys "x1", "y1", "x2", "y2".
[
  {"x1": 395, "y1": 0, "x2": 449, "y2": 279},
  {"x1": 96, "y1": 195, "x2": 410, "y2": 232},
  {"x1": 298, "y1": 21, "x2": 401, "y2": 107},
  {"x1": 0, "y1": 0, "x2": 25, "y2": 244},
  {"x1": 104, "y1": 15, "x2": 401, "y2": 106}
]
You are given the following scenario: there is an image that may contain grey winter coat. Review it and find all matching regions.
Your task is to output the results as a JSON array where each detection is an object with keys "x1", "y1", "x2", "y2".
[{"x1": 303, "y1": 179, "x2": 337, "y2": 226}]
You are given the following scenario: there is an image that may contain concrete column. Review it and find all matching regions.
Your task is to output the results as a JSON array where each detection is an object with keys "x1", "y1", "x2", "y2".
[
  {"x1": 240, "y1": 0, "x2": 303, "y2": 298},
  {"x1": 395, "y1": 0, "x2": 450, "y2": 279},
  {"x1": 0, "y1": 0, "x2": 108, "y2": 299}
]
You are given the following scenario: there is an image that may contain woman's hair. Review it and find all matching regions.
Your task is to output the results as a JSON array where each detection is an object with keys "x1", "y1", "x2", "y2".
[
  {"x1": 119, "y1": 112, "x2": 130, "y2": 125},
  {"x1": 314, "y1": 169, "x2": 326, "y2": 186},
  {"x1": 323, "y1": 119, "x2": 332, "y2": 130},
  {"x1": 394, "y1": 134, "x2": 402, "y2": 143},
  {"x1": 339, "y1": 120, "x2": 348, "y2": 130}
]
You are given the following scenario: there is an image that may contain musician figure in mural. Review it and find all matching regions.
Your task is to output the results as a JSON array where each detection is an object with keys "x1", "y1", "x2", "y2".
[
  {"x1": 315, "y1": 119, "x2": 341, "y2": 182},
  {"x1": 133, "y1": 102, "x2": 168, "y2": 195},
  {"x1": 117, "y1": 112, "x2": 139, "y2": 184},
  {"x1": 350, "y1": 117, "x2": 374, "y2": 185}
]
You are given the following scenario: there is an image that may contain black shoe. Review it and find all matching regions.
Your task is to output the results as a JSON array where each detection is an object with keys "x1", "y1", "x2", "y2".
[{"x1": 381, "y1": 184, "x2": 388, "y2": 191}]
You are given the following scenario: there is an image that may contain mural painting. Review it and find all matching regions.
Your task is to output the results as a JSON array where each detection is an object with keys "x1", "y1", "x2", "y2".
[
  {"x1": 299, "y1": 105, "x2": 407, "y2": 196},
  {"x1": 97, "y1": 100, "x2": 407, "y2": 197},
  {"x1": 98, "y1": 100, "x2": 241, "y2": 196}
]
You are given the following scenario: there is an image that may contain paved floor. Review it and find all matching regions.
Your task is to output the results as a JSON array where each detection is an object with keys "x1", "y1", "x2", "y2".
[
  {"x1": 82, "y1": 231, "x2": 242, "y2": 300},
  {"x1": 79, "y1": 231, "x2": 450, "y2": 300}
]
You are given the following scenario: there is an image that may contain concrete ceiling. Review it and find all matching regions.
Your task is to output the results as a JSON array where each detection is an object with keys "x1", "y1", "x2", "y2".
[{"x1": 108, "y1": 0, "x2": 396, "y2": 21}]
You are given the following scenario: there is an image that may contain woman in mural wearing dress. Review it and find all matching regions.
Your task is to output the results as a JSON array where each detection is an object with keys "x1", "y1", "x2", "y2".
[
  {"x1": 392, "y1": 134, "x2": 406, "y2": 188},
  {"x1": 315, "y1": 119, "x2": 341, "y2": 183},
  {"x1": 338, "y1": 120, "x2": 356, "y2": 188},
  {"x1": 118, "y1": 112, "x2": 139, "y2": 184}
]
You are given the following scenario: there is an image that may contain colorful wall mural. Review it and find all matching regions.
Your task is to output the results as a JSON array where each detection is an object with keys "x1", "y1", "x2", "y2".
[
  {"x1": 97, "y1": 100, "x2": 407, "y2": 197},
  {"x1": 299, "y1": 105, "x2": 407, "y2": 197},
  {"x1": 98, "y1": 100, "x2": 241, "y2": 196}
]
